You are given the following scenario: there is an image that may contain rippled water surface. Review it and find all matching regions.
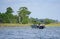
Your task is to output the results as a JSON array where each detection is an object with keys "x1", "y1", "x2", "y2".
[{"x1": 0, "y1": 26, "x2": 60, "y2": 39}]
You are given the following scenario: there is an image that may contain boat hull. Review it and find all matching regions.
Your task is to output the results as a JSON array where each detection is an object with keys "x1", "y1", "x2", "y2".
[
  {"x1": 37, "y1": 26, "x2": 45, "y2": 29},
  {"x1": 31, "y1": 25, "x2": 45, "y2": 29}
]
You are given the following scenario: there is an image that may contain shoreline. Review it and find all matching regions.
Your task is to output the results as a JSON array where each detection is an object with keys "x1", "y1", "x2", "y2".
[
  {"x1": 0, "y1": 23, "x2": 60, "y2": 27},
  {"x1": 0, "y1": 23, "x2": 32, "y2": 27},
  {"x1": 46, "y1": 23, "x2": 60, "y2": 26}
]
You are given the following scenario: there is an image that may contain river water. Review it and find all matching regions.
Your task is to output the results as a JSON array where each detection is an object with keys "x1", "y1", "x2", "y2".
[{"x1": 0, "y1": 26, "x2": 60, "y2": 39}]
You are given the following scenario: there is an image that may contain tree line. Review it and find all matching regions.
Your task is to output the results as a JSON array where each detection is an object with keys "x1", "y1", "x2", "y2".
[{"x1": 0, "y1": 7, "x2": 58, "y2": 24}]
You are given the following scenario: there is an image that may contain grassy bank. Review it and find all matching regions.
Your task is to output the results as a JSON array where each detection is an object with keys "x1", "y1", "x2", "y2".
[
  {"x1": 0, "y1": 23, "x2": 32, "y2": 27},
  {"x1": 0, "y1": 23, "x2": 60, "y2": 27},
  {"x1": 46, "y1": 23, "x2": 60, "y2": 26}
]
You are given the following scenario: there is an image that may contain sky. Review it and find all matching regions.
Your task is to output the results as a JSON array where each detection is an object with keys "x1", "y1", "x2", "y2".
[{"x1": 0, "y1": 0, "x2": 60, "y2": 21}]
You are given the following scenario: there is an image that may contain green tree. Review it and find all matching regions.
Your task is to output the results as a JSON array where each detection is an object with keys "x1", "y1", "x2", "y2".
[
  {"x1": 0, "y1": 13, "x2": 9, "y2": 23},
  {"x1": 29, "y1": 17, "x2": 41, "y2": 24},
  {"x1": 44, "y1": 18, "x2": 55, "y2": 24},
  {"x1": 5, "y1": 7, "x2": 14, "y2": 23},
  {"x1": 6, "y1": 7, "x2": 13, "y2": 14},
  {"x1": 18, "y1": 7, "x2": 31, "y2": 24},
  {"x1": 0, "y1": 12, "x2": 3, "y2": 23}
]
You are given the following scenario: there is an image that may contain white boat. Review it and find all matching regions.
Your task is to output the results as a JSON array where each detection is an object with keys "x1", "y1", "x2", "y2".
[{"x1": 31, "y1": 24, "x2": 45, "y2": 29}]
